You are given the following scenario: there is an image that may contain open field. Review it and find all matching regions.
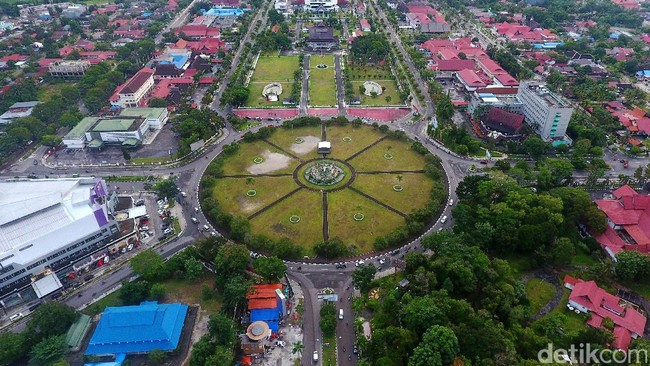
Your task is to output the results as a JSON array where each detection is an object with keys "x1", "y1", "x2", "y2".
[
  {"x1": 162, "y1": 275, "x2": 222, "y2": 314},
  {"x1": 352, "y1": 172, "x2": 434, "y2": 214},
  {"x1": 212, "y1": 176, "x2": 298, "y2": 217},
  {"x1": 250, "y1": 189, "x2": 324, "y2": 248},
  {"x1": 309, "y1": 54, "x2": 337, "y2": 106},
  {"x1": 347, "y1": 64, "x2": 394, "y2": 80},
  {"x1": 351, "y1": 80, "x2": 402, "y2": 106},
  {"x1": 327, "y1": 188, "x2": 404, "y2": 253},
  {"x1": 245, "y1": 55, "x2": 299, "y2": 107},
  {"x1": 266, "y1": 125, "x2": 322, "y2": 160},
  {"x1": 220, "y1": 141, "x2": 300, "y2": 176},
  {"x1": 525, "y1": 279, "x2": 556, "y2": 315},
  {"x1": 349, "y1": 138, "x2": 427, "y2": 171},
  {"x1": 324, "y1": 125, "x2": 384, "y2": 160}
]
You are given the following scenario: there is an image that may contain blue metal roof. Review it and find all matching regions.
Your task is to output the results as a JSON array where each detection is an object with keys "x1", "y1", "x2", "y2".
[{"x1": 85, "y1": 302, "x2": 188, "y2": 355}]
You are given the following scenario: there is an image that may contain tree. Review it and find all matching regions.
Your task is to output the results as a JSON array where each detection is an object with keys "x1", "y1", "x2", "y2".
[
  {"x1": 130, "y1": 249, "x2": 165, "y2": 281},
  {"x1": 207, "y1": 313, "x2": 236, "y2": 346},
  {"x1": 184, "y1": 256, "x2": 204, "y2": 280},
  {"x1": 148, "y1": 98, "x2": 167, "y2": 108},
  {"x1": 148, "y1": 349, "x2": 167, "y2": 366},
  {"x1": 215, "y1": 244, "x2": 249, "y2": 279},
  {"x1": 29, "y1": 336, "x2": 67, "y2": 366},
  {"x1": 153, "y1": 178, "x2": 179, "y2": 199},
  {"x1": 253, "y1": 256, "x2": 287, "y2": 282},
  {"x1": 350, "y1": 34, "x2": 390, "y2": 63},
  {"x1": 291, "y1": 341, "x2": 304, "y2": 357},
  {"x1": 314, "y1": 238, "x2": 349, "y2": 259},
  {"x1": 0, "y1": 332, "x2": 27, "y2": 365},
  {"x1": 40, "y1": 135, "x2": 62, "y2": 147},
  {"x1": 352, "y1": 264, "x2": 376, "y2": 293},
  {"x1": 319, "y1": 302, "x2": 337, "y2": 337},
  {"x1": 523, "y1": 136, "x2": 547, "y2": 159},
  {"x1": 25, "y1": 303, "x2": 78, "y2": 346},
  {"x1": 119, "y1": 280, "x2": 151, "y2": 305},
  {"x1": 615, "y1": 251, "x2": 650, "y2": 281},
  {"x1": 222, "y1": 276, "x2": 252, "y2": 313},
  {"x1": 150, "y1": 283, "x2": 166, "y2": 300}
]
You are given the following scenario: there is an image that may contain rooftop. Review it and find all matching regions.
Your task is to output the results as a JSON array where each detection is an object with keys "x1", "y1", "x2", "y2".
[
  {"x1": 86, "y1": 301, "x2": 189, "y2": 355},
  {"x1": 91, "y1": 118, "x2": 139, "y2": 132},
  {"x1": 66, "y1": 117, "x2": 99, "y2": 139}
]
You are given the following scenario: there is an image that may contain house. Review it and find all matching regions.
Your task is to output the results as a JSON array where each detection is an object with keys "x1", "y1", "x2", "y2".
[
  {"x1": 359, "y1": 18, "x2": 371, "y2": 32},
  {"x1": 594, "y1": 185, "x2": 650, "y2": 258},
  {"x1": 0, "y1": 101, "x2": 40, "y2": 124},
  {"x1": 175, "y1": 24, "x2": 220, "y2": 40},
  {"x1": 110, "y1": 67, "x2": 155, "y2": 108},
  {"x1": 305, "y1": 24, "x2": 338, "y2": 51},
  {"x1": 563, "y1": 276, "x2": 646, "y2": 350},
  {"x1": 420, "y1": 22, "x2": 451, "y2": 34},
  {"x1": 481, "y1": 107, "x2": 525, "y2": 135},
  {"x1": 85, "y1": 301, "x2": 189, "y2": 356}
]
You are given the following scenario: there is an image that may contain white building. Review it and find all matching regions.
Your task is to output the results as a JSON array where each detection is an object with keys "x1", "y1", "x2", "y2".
[
  {"x1": 62, "y1": 108, "x2": 169, "y2": 149},
  {"x1": 109, "y1": 68, "x2": 155, "y2": 108},
  {"x1": 274, "y1": 0, "x2": 292, "y2": 15},
  {"x1": 517, "y1": 81, "x2": 573, "y2": 144},
  {"x1": 0, "y1": 178, "x2": 118, "y2": 300},
  {"x1": 48, "y1": 60, "x2": 90, "y2": 77},
  {"x1": 304, "y1": 0, "x2": 338, "y2": 13}
]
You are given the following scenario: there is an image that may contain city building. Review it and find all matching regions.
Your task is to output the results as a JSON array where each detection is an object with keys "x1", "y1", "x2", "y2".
[
  {"x1": 481, "y1": 107, "x2": 526, "y2": 136},
  {"x1": 48, "y1": 60, "x2": 91, "y2": 77},
  {"x1": 60, "y1": 4, "x2": 87, "y2": 18},
  {"x1": 62, "y1": 108, "x2": 168, "y2": 149},
  {"x1": 304, "y1": 0, "x2": 338, "y2": 13},
  {"x1": 275, "y1": 0, "x2": 292, "y2": 15},
  {"x1": 110, "y1": 67, "x2": 155, "y2": 108},
  {"x1": 517, "y1": 81, "x2": 573, "y2": 144},
  {"x1": 0, "y1": 178, "x2": 118, "y2": 300},
  {"x1": 593, "y1": 185, "x2": 650, "y2": 258},
  {"x1": 564, "y1": 276, "x2": 646, "y2": 350},
  {"x1": 0, "y1": 101, "x2": 40, "y2": 124},
  {"x1": 85, "y1": 301, "x2": 189, "y2": 355},
  {"x1": 305, "y1": 24, "x2": 338, "y2": 51}
]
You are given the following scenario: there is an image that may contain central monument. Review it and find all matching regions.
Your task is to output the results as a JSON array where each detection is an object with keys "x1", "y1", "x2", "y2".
[{"x1": 303, "y1": 160, "x2": 346, "y2": 186}]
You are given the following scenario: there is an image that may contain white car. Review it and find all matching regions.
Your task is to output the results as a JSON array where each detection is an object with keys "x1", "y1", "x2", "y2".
[
  {"x1": 9, "y1": 313, "x2": 23, "y2": 322},
  {"x1": 355, "y1": 260, "x2": 365, "y2": 267},
  {"x1": 379, "y1": 258, "x2": 386, "y2": 265},
  {"x1": 440, "y1": 215, "x2": 448, "y2": 223}
]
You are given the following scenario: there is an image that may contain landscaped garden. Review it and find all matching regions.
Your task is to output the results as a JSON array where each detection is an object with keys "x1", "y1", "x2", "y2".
[
  {"x1": 346, "y1": 62, "x2": 404, "y2": 106},
  {"x1": 199, "y1": 118, "x2": 447, "y2": 259},
  {"x1": 309, "y1": 54, "x2": 338, "y2": 107},
  {"x1": 245, "y1": 54, "x2": 300, "y2": 107}
]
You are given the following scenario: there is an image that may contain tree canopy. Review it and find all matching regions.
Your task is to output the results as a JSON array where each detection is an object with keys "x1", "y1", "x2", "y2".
[{"x1": 350, "y1": 34, "x2": 390, "y2": 64}]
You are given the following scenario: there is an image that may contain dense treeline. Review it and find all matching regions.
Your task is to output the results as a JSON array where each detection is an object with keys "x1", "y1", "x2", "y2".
[{"x1": 354, "y1": 174, "x2": 620, "y2": 366}]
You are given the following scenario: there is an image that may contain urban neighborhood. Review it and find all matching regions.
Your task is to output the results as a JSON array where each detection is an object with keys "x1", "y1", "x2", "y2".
[{"x1": 3, "y1": 0, "x2": 650, "y2": 365}]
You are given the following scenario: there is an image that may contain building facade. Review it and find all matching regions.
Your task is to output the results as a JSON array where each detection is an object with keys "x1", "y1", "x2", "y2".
[
  {"x1": 0, "y1": 178, "x2": 119, "y2": 300},
  {"x1": 304, "y1": 0, "x2": 338, "y2": 13},
  {"x1": 517, "y1": 81, "x2": 573, "y2": 143},
  {"x1": 48, "y1": 60, "x2": 90, "y2": 77},
  {"x1": 110, "y1": 68, "x2": 155, "y2": 108}
]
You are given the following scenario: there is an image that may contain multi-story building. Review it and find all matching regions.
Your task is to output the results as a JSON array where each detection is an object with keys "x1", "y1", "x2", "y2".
[
  {"x1": 517, "y1": 81, "x2": 573, "y2": 144},
  {"x1": 0, "y1": 178, "x2": 119, "y2": 300},
  {"x1": 304, "y1": 0, "x2": 338, "y2": 13},
  {"x1": 274, "y1": 0, "x2": 292, "y2": 15},
  {"x1": 48, "y1": 60, "x2": 91, "y2": 77},
  {"x1": 305, "y1": 24, "x2": 338, "y2": 50},
  {"x1": 109, "y1": 67, "x2": 155, "y2": 108}
]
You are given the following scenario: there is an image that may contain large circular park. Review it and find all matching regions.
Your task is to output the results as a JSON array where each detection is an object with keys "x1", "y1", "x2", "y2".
[{"x1": 199, "y1": 119, "x2": 447, "y2": 259}]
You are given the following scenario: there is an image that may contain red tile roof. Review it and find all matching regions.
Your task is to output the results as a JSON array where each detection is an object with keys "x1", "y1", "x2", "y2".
[
  {"x1": 483, "y1": 107, "x2": 524, "y2": 134},
  {"x1": 360, "y1": 18, "x2": 370, "y2": 30},
  {"x1": 479, "y1": 58, "x2": 507, "y2": 75},
  {"x1": 118, "y1": 67, "x2": 154, "y2": 94},
  {"x1": 247, "y1": 284, "x2": 282, "y2": 300},
  {"x1": 434, "y1": 59, "x2": 474, "y2": 71},
  {"x1": 564, "y1": 276, "x2": 646, "y2": 350},
  {"x1": 494, "y1": 73, "x2": 519, "y2": 86},
  {"x1": 457, "y1": 69, "x2": 487, "y2": 87}
]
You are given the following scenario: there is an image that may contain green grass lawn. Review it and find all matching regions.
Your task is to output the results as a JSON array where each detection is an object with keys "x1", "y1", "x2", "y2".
[
  {"x1": 324, "y1": 124, "x2": 384, "y2": 160},
  {"x1": 352, "y1": 172, "x2": 434, "y2": 214},
  {"x1": 309, "y1": 54, "x2": 337, "y2": 106},
  {"x1": 162, "y1": 275, "x2": 222, "y2": 314},
  {"x1": 525, "y1": 279, "x2": 556, "y2": 315},
  {"x1": 348, "y1": 64, "x2": 393, "y2": 80},
  {"x1": 220, "y1": 141, "x2": 300, "y2": 176},
  {"x1": 245, "y1": 82, "x2": 292, "y2": 107},
  {"x1": 349, "y1": 138, "x2": 427, "y2": 172},
  {"x1": 211, "y1": 175, "x2": 298, "y2": 217},
  {"x1": 251, "y1": 55, "x2": 299, "y2": 82},
  {"x1": 327, "y1": 188, "x2": 404, "y2": 253},
  {"x1": 249, "y1": 189, "x2": 324, "y2": 250},
  {"x1": 245, "y1": 55, "x2": 299, "y2": 108},
  {"x1": 266, "y1": 125, "x2": 323, "y2": 160},
  {"x1": 83, "y1": 290, "x2": 122, "y2": 316},
  {"x1": 351, "y1": 80, "x2": 402, "y2": 106},
  {"x1": 323, "y1": 336, "x2": 336, "y2": 365}
]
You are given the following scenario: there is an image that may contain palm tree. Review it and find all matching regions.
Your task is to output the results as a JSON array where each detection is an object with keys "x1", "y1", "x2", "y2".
[{"x1": 292, "y1": 341, "x2": 304, "y2": 357}]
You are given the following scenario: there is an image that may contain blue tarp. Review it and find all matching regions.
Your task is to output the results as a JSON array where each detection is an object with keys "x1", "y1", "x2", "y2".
[
  {"x1": 636, "y1": 70, "x2": 650, "y2": 77},
  {"x1": 85, "y1": 302, "x2": 188, "y2": 355},
  {"x1": 202, "y1": 7, "x2": 248, "y2": 16},
  {"x1": 533, "y1": 42, "x2": 564, "y2": 49}
]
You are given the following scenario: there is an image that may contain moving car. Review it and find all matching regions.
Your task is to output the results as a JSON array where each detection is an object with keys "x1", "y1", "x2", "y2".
[
  {"x1": 339, "y1": 309, "x2": 344, "y2": 320},
  {"x1": 440, "y1": 216, "x2": 447, "y2": 223}
]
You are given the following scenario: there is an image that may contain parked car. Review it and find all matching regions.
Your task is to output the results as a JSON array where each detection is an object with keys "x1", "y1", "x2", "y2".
[
  {"x1": 135, "y1": 199, "x2": 145, "y2": 206},
  {"x1": 9, "y1": 313, "x2": 23, "y2": 322},
  {"x1": 335, "y1": 263, "x2": 346, "y2": 269},
  {"x1": 191, "y1": 217, "x2": 199, "y2": 224}
]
